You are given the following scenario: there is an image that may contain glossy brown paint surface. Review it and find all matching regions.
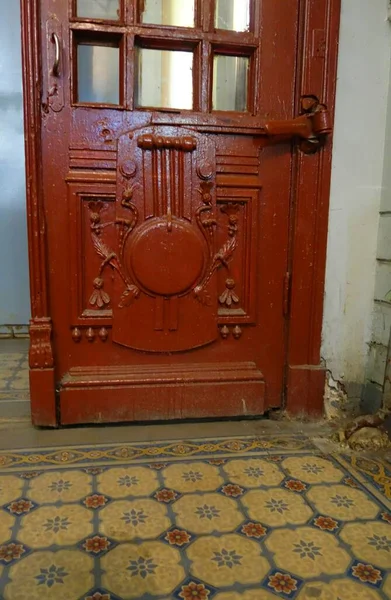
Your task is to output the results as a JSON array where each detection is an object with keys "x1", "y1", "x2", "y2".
[{"x1": 21, "y1": 0, "x2": 340, "y2": 426}]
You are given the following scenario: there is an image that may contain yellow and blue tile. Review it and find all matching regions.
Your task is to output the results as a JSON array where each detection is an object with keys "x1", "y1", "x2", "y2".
[{"x1": 0, "y1": 436, "x2": 391, "y2": 598}]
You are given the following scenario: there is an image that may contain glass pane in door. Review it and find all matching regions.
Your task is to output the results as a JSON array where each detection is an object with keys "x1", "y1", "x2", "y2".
[
  {"x1": 141, "y1": 0, "x2": 195, "y2": 27},
  {"x1": 136, "y1": 48, "x2": 193, "y2": 109},
  {"x1": 213, "y1": 55, "x2": 249, "y2": 112},
  {"x1": 77, "y1": 0, "x2": 120, "y2": 20},
  {"x1": 215, "y1": 0, "x2": 250, "y2": 32},
  {"x1": 78, "y1": 44, "x2": 120, "y2": 104}
]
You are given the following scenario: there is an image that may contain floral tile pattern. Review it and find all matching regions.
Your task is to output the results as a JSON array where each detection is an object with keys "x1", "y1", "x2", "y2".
[
  {"x1": 342, "y1": 455, "x2": 391, "y2": 499},
  {"x1": 266, "y1": 527, "x2": 351, "y2": 578},
  {"x1": 0, "y1": 438, "x2": 391, "y2": 598}
]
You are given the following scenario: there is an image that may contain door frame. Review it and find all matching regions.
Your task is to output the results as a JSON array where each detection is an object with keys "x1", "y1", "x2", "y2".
[{"x1": 21, "y1": 0, "x2": 341, "y2": 426}]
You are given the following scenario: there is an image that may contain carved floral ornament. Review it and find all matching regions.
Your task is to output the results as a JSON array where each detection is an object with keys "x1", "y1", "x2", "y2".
[
  {"x1": 87, "y1": 195, "x2": 140, "y2": 311},
  {"x1": 81, "y1": 133, "x2": 245, "y2": 345},
  {"x1": 72, "y1": 327, "x2": 109, "y2": 343},
  {"x1": 219, "y1": 279, "x2": 240, "y2": 308},
  {"x1": 87, "y1": 184, "x2": 242, "y2": 315},
  {"x1": 220, "y1": 325, "x2": 242, "y2": 340},
  {"x1": 89, "y1": 277, "x2": 110, "y2": 309}
]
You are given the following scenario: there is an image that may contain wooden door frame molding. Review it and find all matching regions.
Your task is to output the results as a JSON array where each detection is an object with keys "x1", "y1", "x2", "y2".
[
  {"x1": 21, "y1": 0, "x2": 341, "y2": 425},
  {"x1": 21, "y1": 0, "x2": 57, "y2": 426},
  {"x1": 285, "y1": 0, "x2": 341, "y2": 415}
]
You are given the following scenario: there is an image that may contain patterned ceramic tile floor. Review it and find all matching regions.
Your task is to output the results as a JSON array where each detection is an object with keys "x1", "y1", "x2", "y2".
[
  {"x1": 0, "y1": 436, "x2": 391, "y2": 599},
  {"x1": 1, "y1": 341, "x2": 391, "y2": 598}
]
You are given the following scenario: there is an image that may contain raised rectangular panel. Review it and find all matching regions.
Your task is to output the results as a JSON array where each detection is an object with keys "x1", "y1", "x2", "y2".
[
  {"x1": 69, "y1": 149, "x2": 117, "y2": 171},
  {"x1": 216, "y1": 188, "x2": 259, "y2": 324},
  {"x1": 67, "y1": 181, "x2": 117, "y2": 324},
  {"x1": 60, "y1": 362, "x2": 265, "y2": 424}
]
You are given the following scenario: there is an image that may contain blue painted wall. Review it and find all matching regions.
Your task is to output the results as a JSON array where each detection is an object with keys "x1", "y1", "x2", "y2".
[{"x1": 0, "y1": 1, "x2": 30, "y2": 324}]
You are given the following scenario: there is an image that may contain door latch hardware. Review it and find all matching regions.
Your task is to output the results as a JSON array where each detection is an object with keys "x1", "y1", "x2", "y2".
[
  {"x1": 51, "y1": 32, "x2": 60, "y2": 76},
  {"x1": 265, "y1": 97, "x2": 332, "y2": 154}
]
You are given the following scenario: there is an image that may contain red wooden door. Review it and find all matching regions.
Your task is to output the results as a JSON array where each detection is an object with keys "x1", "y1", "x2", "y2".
[{"x1": 22, "y1": 0, "x2": 340, "y2": 426}]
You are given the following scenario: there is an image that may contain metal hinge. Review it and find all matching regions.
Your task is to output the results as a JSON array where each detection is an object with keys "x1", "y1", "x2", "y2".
[
  {"x1": 283, "y1": 272, "x2": 291, "y2": 317},
  {"x1": 264, "y1": 96, "x2": 332, "y2": 154}
]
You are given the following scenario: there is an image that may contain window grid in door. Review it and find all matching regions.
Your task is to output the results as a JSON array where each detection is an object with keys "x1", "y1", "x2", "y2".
[{"x1": 70, "y1": 0, "x2": 259, "y2": 114}]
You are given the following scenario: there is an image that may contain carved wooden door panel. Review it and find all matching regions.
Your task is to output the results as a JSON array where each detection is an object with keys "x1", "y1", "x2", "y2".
[
  {"x1": 22, "y1": 0, "x2": 340, "y2": 425},
  {"x1": 113, "y1": 128, "x2": 218, "y2": 353}
]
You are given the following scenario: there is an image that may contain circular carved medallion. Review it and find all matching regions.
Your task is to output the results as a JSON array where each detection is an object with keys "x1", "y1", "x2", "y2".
[
  {"x1": 126, "y1": 217, "x2": 206, "y2": 297},
  {"x1": 120, "y1": 160, "x2": 137, "y2": 178}
]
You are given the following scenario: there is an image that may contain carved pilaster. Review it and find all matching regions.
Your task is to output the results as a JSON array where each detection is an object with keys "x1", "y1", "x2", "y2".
[
  {"x1": 29, "y1": 318, "x2": 54, "y2": 369},
  {"x1": 22, "y1": 0, "x2": 57, "y2": 425}
]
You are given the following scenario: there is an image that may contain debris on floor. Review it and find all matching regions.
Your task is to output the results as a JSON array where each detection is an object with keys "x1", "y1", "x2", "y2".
[{"x1": 332, "y1": 412, "x2": 391, "y2": 451}]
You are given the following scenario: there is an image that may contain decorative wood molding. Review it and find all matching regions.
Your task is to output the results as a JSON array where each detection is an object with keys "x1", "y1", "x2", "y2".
[
  {"x1": 29, "y1": 318, "x2": 54, "y2": 368},
  {"x1": 21, "y1": 0, "x2": 56, "y2": 425},
  {"x1": 87, "y1": 197, "x2": 140, "y2": 310},
  {"x1": 60, "y1": 362, "x2": 265, "y2": 424},
  {"x1": 286, "y1": 0, "x2": 341, "y2": 415},
  {"x1": 219, "y1": 279, "x2": 240, "y2": 309},
  {"x1": 137, "y1": 134, "x2": 197, "y2": 152},
  {"x1": 71, "y1": 326, "x2": 109, "y2": 343},
  {"x1": 21, "y1": 0, "x2": 48, "y2": 319},
  {"x1": 194, "y1": 197, "x2": 240, "y2": 306},
  {"x1": 113, "y1": 128, "x2": 219, "y2": 353},
  {"x1": 219, "y1": 325, "x2": 243, "y2": 340},
  {"x1": 216, "y1": 188, "x2": 258, "y2": 326}
]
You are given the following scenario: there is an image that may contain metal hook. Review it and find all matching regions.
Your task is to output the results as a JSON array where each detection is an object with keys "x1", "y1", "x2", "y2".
[{"x1": 51, "y1": 33, "x2": 60, "y2": 76}]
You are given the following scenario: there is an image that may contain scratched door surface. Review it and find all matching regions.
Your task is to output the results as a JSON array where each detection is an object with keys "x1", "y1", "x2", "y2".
[{"x1": 28, "y1": 0, "x2": 307, "y2": 424}]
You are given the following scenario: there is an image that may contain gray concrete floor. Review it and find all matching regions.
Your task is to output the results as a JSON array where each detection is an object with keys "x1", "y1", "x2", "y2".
[
  {"x1": 0, "y1": 339, "x2": 29, "y2": 353},
  {"x1": 0, "y1": 338, "x2": 333, "y2": 451},
  {"x1": 0, "y1": 338, "x2": 30, "y2": 419},
  {"x1": 0, "y1": 417, "x2": 332, "y2": 451}
]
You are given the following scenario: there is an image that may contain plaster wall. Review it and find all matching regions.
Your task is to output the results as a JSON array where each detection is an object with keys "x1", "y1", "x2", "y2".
[{"x1": 322, "y1": 0, "x2": 391, "y2": 400}]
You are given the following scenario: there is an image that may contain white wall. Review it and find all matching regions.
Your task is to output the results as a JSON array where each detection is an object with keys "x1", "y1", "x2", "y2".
[
  {"x1": 322, "y1": 0, "x2": 391, "y2": 389},
  {"x1": 0, "y1": 1, "x2": 30, "y2": 324}
]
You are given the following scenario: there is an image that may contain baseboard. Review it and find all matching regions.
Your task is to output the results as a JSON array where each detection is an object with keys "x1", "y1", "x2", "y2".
[
  {"x1": 0, "y1": 325, "x2": 30, "y2": 339},
  {"x1": 59, "y1": 362, "x2": 266, "y2": 425}
]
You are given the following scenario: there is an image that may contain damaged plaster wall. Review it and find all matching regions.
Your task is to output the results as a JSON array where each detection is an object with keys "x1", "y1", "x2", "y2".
[
  {"x1": 362, "y1": 19, "x2": 391, "y2": 412},
  {"x1": 322, "y1": 0, "x2": 391, "y2": 401}
]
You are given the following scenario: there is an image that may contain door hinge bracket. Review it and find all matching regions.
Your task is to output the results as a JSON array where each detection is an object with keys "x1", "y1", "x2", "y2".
[
  {"x1": 283, "y1": 272, "x2": 291, "y2": 318},
  {"x1": 264, "y1": 97, "x2": 332, "y2": 154}
]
